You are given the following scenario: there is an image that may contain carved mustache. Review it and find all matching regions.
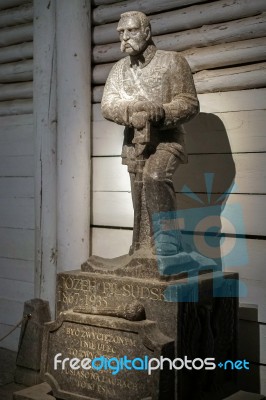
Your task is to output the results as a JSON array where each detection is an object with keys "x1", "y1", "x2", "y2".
[{"x1": 121, "y1": 40, "x2": 140, "y2": 53}]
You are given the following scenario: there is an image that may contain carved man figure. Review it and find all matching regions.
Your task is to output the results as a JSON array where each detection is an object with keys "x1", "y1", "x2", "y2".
[{"x1": 101, "y1": 11, "x2": 199, "y2": 257}]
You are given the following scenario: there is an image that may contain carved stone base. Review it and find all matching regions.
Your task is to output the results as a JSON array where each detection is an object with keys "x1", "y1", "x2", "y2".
[
  {"x1": 13, "y1": 382, "x2": 55, "y2": 400},
  {"x1": 82, "y1": 249, "x2": 218, "y2": 280},
  {"x1": 40, "y1": 311, "x2": 174, "y2": 400},
  {"x1": 14, "y1": 366, "x2": 42, "y2": 388},
  {"x1": 57, "y1": 268, "x2": 239, "y2": 399}
]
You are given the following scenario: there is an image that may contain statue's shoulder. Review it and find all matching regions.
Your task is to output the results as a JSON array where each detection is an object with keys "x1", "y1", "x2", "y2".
[
  {"x1": 111, "y1": 57, "x2": 128, "y2": 71},
  {"x1": 106, "y1": 57, "x2": 128, "y2": 80},
  {"x1": 155, "y1": 49, "x2": 190, "y2": 71},
  {"x1": 156, "y1": 49, "x2": 186, "y2": 63}
]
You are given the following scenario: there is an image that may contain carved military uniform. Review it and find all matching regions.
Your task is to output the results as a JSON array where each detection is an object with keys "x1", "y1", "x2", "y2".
[
  {"x1": 102, "y1": 45, "x2": 199, "y2": 171},
  {"x1": 101, "y1": 44, "x2": 199, "y2": 253}
]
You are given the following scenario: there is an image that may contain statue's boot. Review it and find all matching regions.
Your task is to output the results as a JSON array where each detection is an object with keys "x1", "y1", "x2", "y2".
[{"x1": 145, "y1": 177, "x2": 183, "y2": 256}]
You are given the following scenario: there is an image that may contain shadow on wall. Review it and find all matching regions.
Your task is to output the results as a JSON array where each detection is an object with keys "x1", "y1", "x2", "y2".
[
  {"x1": 173, "y1": 112, "x2": 236, "y2": 270},
  {"x1": 174, "y1": 114, "x2": 261, "y2": 395}
]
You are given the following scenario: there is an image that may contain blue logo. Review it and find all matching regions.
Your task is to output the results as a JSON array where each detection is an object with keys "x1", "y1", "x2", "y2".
[
  {"x1": 152, "y1": 173, "x2": 248, "y2": 301},
  {"x1": 218, "y1": 360, "x2": 250, "y2": 370}
]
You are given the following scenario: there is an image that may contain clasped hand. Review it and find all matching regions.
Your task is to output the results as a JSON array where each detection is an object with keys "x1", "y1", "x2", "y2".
[{"x1": 129, "y1": 101, "x2": 165, "y2": 129}]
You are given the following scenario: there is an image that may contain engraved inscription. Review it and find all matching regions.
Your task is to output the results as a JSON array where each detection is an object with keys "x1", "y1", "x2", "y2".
[
  {"x1": 57, "y1": 275, "x2": 167, "y2": 313},
  {"x1": 45, "y1": 320, "x2": 154, "y2": 399}
]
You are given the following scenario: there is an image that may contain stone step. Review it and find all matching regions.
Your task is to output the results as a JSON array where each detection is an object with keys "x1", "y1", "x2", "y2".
[
  {"x1": 224, "y1": 390, "x2": 266, "y2": 400},
  {"x1": 13, "y1": 382, "x2": 54, "y2": 400}
]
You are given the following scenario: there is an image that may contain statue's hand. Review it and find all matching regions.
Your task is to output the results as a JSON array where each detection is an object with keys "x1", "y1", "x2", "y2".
[
  {"x1": 130, "y1": 111, "x2": 147, "y2": 129},
  {"x1": 129, "y1": 101, "x2": 165, "y2": 125}
]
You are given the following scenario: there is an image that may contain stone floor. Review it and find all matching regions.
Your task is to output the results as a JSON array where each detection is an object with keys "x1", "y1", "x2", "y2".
[
  {"x1": 0, "y1": 348, "x2": 26, "y2": 400},
  {"x1": 225, "y1": 392, "x2": 265, "y2": 400}
]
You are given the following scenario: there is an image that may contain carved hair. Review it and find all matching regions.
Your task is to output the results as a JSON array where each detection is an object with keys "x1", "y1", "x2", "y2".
[{"x1": 119, "y1": 11, "x2": 151, "y2": 31}]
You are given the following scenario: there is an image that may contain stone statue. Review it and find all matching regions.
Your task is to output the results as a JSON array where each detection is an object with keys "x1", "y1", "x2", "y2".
[{"x1": 101, "y1": 11, "x2": 199, "y2": 257}]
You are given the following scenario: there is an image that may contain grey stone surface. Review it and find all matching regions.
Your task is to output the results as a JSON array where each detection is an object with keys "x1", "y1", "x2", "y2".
[
  {"x1": 14, "y1": 299, "x2": 51, "y2": 388},
  {"x1": 16, "y1": 299, "x2": 51, "y2": 371},
  {"x1": 0, "y1": 382, "x2": 25, "y2": 400},
  {"x1": 101, "y1": 11, "x2": 199, "y2": 257},
  {"x1": 41, "y1": 311, "x2": 174, "y2": 400},
  {"x1": 224, "y1": 391, "x2": 266, "y2": 400},
  {"x1": 0, "y1": 348, "x2": 16, "y2": 386},
  {"x1": 14, "y1": 367, "x2": 42, "y2": 388},
  {"x1": 82, "y1": 248, "x2": 218, "y2": 280},
  {"x1": 57, "y1": 270, "x2": 239, "y2": 399},
  {"x1": 13, "y1": 382, "x2": 55, "y2": 400}
]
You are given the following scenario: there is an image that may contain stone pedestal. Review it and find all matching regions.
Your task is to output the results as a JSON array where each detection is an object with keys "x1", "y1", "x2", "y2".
[
  {"x1": 13, "y1": 382, "x2": 55, "y2": 400},
  {"x1": 56, "y1": 269, "x2": 238, "y2": 400},
  {"x1": 14, "y1": 266, "x2": 239, "y2": 400},
  {"x1": 14, "y1": 298, "x2": 51, "y2": 387},
  {"x1": 40, "y1": 311, "x2": 174, "y2": 400}
]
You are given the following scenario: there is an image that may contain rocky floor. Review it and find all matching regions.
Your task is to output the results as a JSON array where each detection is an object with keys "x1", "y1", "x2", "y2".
[{"x1": 0, "y1": 348, "x2": 25, "y2": 400}]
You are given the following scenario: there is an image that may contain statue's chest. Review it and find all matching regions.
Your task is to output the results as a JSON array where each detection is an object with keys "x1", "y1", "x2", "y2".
[{"x1": 122, "y1": 65, "x2": 168, "y2": 99}]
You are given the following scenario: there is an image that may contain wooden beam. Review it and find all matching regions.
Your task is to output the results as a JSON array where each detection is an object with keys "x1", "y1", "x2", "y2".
[
  {"x1": 93, "y1": 13, "x2": 266, "y2": 63},
  {"x1": 0, "y1": 81, "x2": 32, "y2": 101},
  {"x1": 194, "y1": 62, "x2": 266, "y2": 93},
  {"x1": 183, "y1": 37, "x2": 266, "y2": 72},
  {"x1": 0, "y1": 114, "x2": 33, "y2": 156},
  {"x1": 92, "y1": 109, "x2": 266, "y2": 155},
  {"x1": 56, "y1": 0, "x2": 91, "y2": 272},
  {"x1": 93, "y1": 0, "x2": 266, "y2": 45},
  {"x1": 0, "y1": 0, "x2": 31, "y2": 10},
  {"x1": 91, "y1": 227, "x2": 132, "y2": 258},
  {"x1": 92, "y1": 85, "x2": 103, "y2": 103},
  {"x1": 92, "y1": 62, "x2": 266, "y2": 102},
  {"x1": 198, "y1": 88, "x2": 266, "y2": 113},
  {"x1": 0, "y1": 323, "x2": 20, "y2": 351},
  {"x1": 0, "y1": 259, "x2": 34, "y2": 283},
  {"x1": 92, "y1": 153, "x2": 266, "y2": 195},
  {"x1": 92, "y1": 0, "x2": 208, "y2": 25},
  {"x1": 0, "y1": 3, "x2": 33, "y2": 28},
  {"x1": 33, "y1": 0, "x2": 57, "y2": 314},
  {"x1": 92, "y1": 62, "x2": 114, "y2": 85},
  {"x1": 92, "y1": 228, "x2": 266, "y2": 326},
  {"x1": 92, "y1": 228, "x2": 266, "y2": 283},
  {"x1": 0, "y1": 227, "x2": 34, "y2": 260},
  {"x1": 0, "y1": 155, "x2": 33, "y2": 176},
  {"x1": 0, "y1": 198, "x2": 34, "y2": 229},
  {"x1": 92, "y1": 191, "x2": 266, "y2": 237},
  {"x1": 92, "y1": 88, "x2": 266, "y2": 112},
  {"x1": 0, "y1": 323, "x2": 21, "y2": 351},
  {"x1": 0, "y1": 99, "x2": 32, "y2": 115},
  {"x1": 92, "y1": 38, "x2": 266, "y2": 84},
  {"x1": 0, "y1": 42, "x2": 32, "y2": 64},
  {"x1": 0, "y1": 23, "x2": 33, "y2": 48},
  {"x1": 0, "y1": 176, "x2": 34, "y2": 197},
  {"x1": 0, "y1": 59, "x2": 32, "y2": 82},
  {"x1": 0, "y1": 278, "x2": 34, "y2": 301},
  {"x1": 0, "y1": 299, "x2": 25, "y2": 326},
  {"x1": 92, "y1": 0, "x2": 125, "y2": 5}
]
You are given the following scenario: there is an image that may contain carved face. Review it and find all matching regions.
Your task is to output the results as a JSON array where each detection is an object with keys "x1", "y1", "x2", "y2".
[{"x1": 117, "y1": 15, "x2": 150, "y2": 56}]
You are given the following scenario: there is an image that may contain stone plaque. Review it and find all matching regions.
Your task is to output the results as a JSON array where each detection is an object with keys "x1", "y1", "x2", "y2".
[
  {"x1": 41, "y1": 311, "x2": 174, "y2": 400},
  {"x1": 56, "y1": 271, "x2": 239, "y2": 399},
  {"x1": 57, "y1": 271, "x2": 238, "y2": 341}
]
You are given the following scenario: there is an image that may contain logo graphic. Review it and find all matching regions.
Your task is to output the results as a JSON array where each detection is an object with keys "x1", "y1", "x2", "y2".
[
  {"x1": 153, "y1": 173, "x2": 248, "y2": 301},
  {"x1": 54, "y1": 353, "x2": 250, "y2": 375}
]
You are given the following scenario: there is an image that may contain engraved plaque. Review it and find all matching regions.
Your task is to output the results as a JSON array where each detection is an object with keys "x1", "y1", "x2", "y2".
[{"x1": 41, "y1": 311, "x2": 174, "y2": 400}]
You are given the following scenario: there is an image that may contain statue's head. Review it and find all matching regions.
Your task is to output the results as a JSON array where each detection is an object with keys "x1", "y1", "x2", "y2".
[{"x1": 117, "y1": 11, "x2": 151, "y2": 56}]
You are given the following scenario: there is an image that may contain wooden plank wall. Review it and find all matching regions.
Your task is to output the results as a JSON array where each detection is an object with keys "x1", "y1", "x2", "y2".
[
  {"x1": 91, "y1": 0, "x2": 266, "y2": 394},
  {"x1": 0, "y1": 0, "x2": 34, "y2": 351}
]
